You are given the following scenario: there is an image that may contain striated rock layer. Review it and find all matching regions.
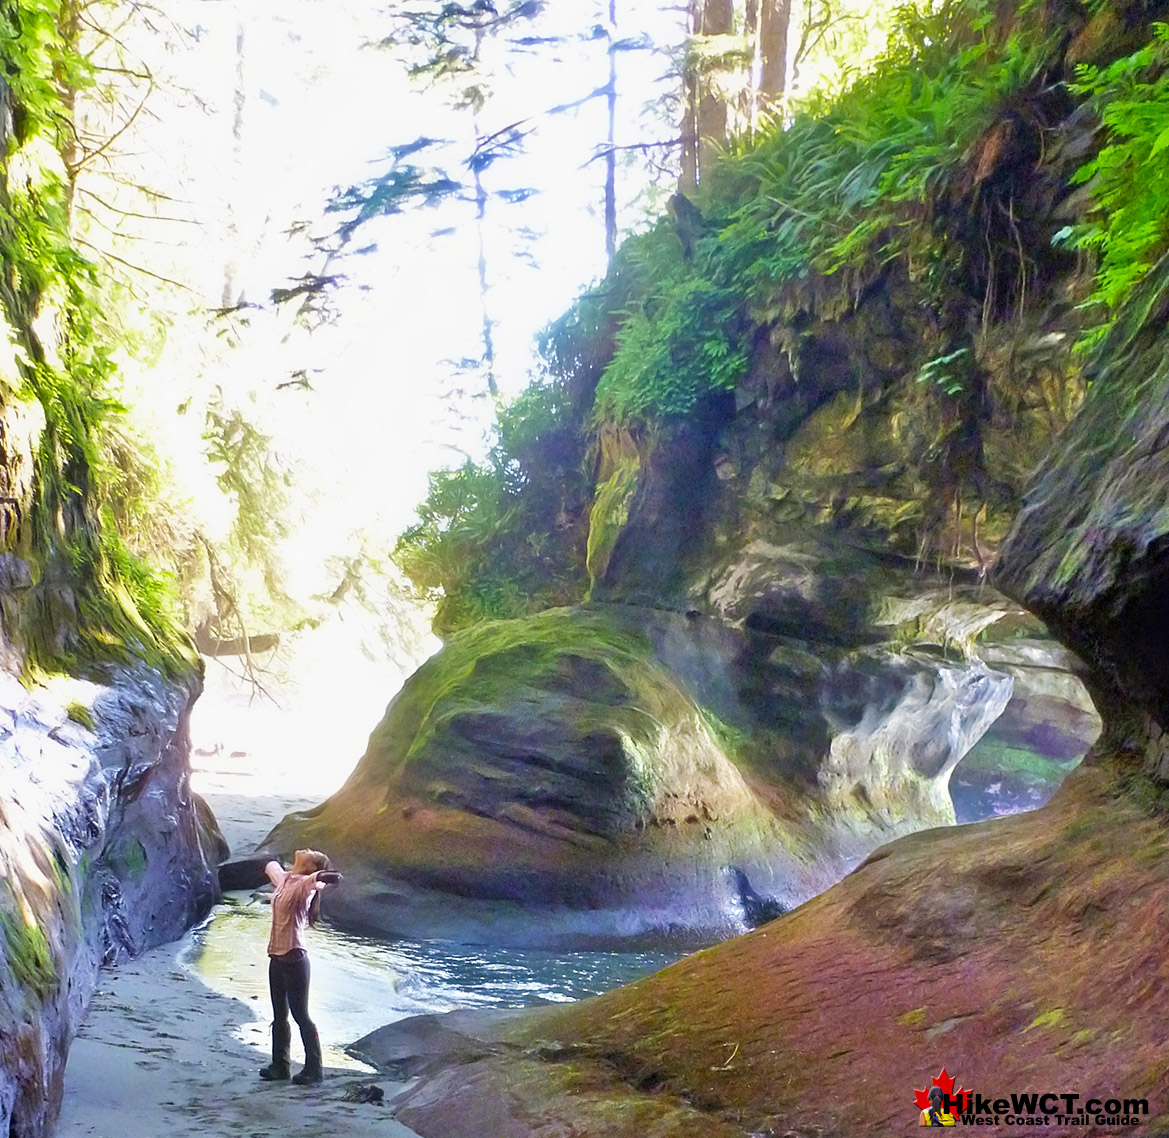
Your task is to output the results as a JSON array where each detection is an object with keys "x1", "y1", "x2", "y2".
[
  {"x1": 362, "y1": 753, "x2": 1169, "y2": 1137},
  {"x1": 0, "y1": 664, "x2": 222, "y2": 1137}
]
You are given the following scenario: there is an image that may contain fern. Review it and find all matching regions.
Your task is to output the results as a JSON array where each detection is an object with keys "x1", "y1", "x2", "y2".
[{"x1": 1067, "y1": 24, "x2": 1169, "y2": 340}]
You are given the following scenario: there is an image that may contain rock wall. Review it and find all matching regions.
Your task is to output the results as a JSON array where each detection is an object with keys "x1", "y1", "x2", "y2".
[
  {"x1": 0, "y1": 662, "x2": 222, "y2": 1138},
  {"x1": 994, "y1": 251, "x2": 1169, "y2": 767},
  {"x1": 356, "y1": 219, "x2": 1169, "y2": 1138}
]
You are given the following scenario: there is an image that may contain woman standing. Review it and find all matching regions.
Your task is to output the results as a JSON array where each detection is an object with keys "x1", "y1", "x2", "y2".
[{"x1": 259, "y1": 848, "x2": 341, "y2": 1085}]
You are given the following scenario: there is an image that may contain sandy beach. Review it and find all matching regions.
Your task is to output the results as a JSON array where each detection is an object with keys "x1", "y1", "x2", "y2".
[
  {"x1": 56, "y1": 666, "x2": 427, "y2": 1138},
  {"x1": 55, "y1": 937, "x2": 421, "y2": 1138}
]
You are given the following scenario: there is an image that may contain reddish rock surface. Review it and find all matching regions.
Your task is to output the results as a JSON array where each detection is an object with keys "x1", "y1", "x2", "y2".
[{"x1": 375, "y1": 747, "x2": 1167, "y2": 1136}]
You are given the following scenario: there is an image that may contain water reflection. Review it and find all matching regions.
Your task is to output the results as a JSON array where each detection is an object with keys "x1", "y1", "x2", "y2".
[{"x1": 183, "y1": 894, "x2": 677, "y2": 1067}]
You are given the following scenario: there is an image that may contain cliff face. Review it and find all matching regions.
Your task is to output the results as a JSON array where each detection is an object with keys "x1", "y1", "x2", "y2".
[
  {"x1": 318, "y1": 0, "x2": 1133, "y2": 946},
  {"x1": 333, "y1": 255, "x2": 1169, "y2": 1138},
  {"x1": 0, "y1": 11, "x2": 227, "y2": 1132},
  {"x1": 272, "y1": 82, "x2": 1104, "y2": 945},
  {"x1": 0, "y1": 661, "x2": 221, "y2": 1138},
  {"x1": 993, "y1": 252, "x2": 1169, "y2": 769}
]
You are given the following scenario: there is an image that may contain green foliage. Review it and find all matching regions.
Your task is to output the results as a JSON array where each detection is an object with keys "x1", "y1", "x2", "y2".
[
  {"x1": 1066, "y1": 24, "x2": 1169, "y2": 342},
  {"x1": 716, "y1": 2, "x2": 1053, "y2": 292},
  {"x1": 394, "y1": 380, "x2": 590, "y2": 636},
  {"x1": 916, "y1": 347, "x2": 971, "y2": 396},
  {"x1": 594, "y1": 252, "x2": 751, "y2": 423},
  {"x1": 582, "y1": 0, "x2": 1056, "y2": 429},
  {"x1": 0, "y1": 0, "x2": 192, "y2": 676},
  {"x1": 202, "y1": 394, "x2": 291, "y2": 565},
  {"x1": 0, "y1": 0, "x2": 90, "y2": 146},
  {"x1": 64, "y1": 698, "x2": 95, "y2": 729},
  {"x1": 0, "y1": 909, "x2": 56, "y2": 998}
]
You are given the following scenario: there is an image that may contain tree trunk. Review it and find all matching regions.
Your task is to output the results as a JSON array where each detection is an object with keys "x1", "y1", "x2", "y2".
[
  {"x1": 222, "y1": 14, "x2": 247, "y2": 310},
  {"x1": 679, "y1": 0, "x2": 700, "y2": 193},
  {"x1": 57, "y1": 0, "x2": 81, "y2": 220},
  {"x1": 744, "y1": 0, "x2": 761, "y2": 130},
  {"x1": 697, "y1": 0, "x2": 733, "y2": 181},
  {"x1": 758, "y1": 0, "x2": 791, "y2": 107},
  {"x1": 471, "y1": 27, "x2": 498, "y2": 402},
  {"x1": 604, "y1": 0, "x2": 618, "y2": 263}
]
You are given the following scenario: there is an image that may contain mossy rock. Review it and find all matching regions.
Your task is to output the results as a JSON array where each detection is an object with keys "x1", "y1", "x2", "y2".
[
  {"x1": 269, "y1": 606, "x2": 794, "y2": 945},
  {"x1": 383, "y1": 754, "x2": 1169, "y2": 1137},
  {"x1": 994, "y1": 253, "x2": 1169, "y2": 751}
]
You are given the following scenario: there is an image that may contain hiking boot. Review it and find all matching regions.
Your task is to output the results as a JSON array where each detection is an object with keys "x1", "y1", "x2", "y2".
[
  {"x1": 260, "y1": 1019, "x2": 291, "y2": 1080},
  {"x1": 292, "y1": 1026, "x2": 323, "y2": 1085}
]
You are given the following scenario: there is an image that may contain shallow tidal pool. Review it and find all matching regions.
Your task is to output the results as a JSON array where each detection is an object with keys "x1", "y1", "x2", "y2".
[{"x1": 184, "y1": 893, "x2": 679, "y2": 1068}]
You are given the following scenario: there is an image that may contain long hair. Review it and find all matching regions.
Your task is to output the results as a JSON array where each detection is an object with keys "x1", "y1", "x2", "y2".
[{"x1": 305, "y1": 850, "x2": 330, "y2": 927}]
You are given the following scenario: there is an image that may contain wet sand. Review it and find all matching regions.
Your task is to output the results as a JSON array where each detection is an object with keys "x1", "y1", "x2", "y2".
[
  {"x1": 56, "y1": 679, "x2": 427, "y2": 1138},
  {"x1": 55, "y1": 935, "x2": 422, "y2": 1138}
]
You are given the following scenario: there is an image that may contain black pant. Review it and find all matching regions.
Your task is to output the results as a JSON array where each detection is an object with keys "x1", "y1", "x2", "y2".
[{"x1": 269, "y1": 949, "x2": 315, "y2": 1043}]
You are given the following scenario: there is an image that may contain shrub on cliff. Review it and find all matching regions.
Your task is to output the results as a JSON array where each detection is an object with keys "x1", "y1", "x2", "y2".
[
  {"x1": 393, "y1": 382, "x2": 591, "y2": 635},
  {"x1": 398, "y1": 0, "x2": 1169, "y2": 636},
  {"x1": 0, "y1": 0, "x2": 191, "y2": 676}
]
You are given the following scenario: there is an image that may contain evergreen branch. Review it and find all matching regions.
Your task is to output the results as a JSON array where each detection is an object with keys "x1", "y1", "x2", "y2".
[{"x1": 583, "y1": 138, "x2": 682, "y2": 166}]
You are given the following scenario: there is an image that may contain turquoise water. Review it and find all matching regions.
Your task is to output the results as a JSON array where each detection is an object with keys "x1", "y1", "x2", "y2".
[{"x1": 184, "y1": 893, "x2": 678, "y2": 1068}]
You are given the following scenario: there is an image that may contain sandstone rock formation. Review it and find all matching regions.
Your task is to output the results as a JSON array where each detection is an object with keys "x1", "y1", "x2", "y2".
[
  {"x1": 267, "y1": 587, "x2": 1085, "y2": 946},
  {"x1": 0, "y1": 664, "x2": 222, "y2": 1136}
]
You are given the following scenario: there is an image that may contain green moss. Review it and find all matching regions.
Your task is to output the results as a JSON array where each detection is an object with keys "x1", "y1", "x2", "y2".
[
  {"x1": 65, "y1": 699, "x2": 95, "y2": 730},
  {"x1": 108, "y1": 837, "x2": 147, "y2": 880},
  {"x1": 959, "y1": 742, "x2": 1077, "y2": 786},
  {"x1": 0, "y1": 0, "x2": 196, "y2": 681},
  {"x1": 1023, "y1": 1008, "x2": 1066, "y2": 1033},
  {"x1": 783, "y1": 392, "x2": 869, "y2": 478},
  {"x1": 369, "y1": 606, "x2": 658, "y2": 769},
  {"x1": 699, "y1": 708, "x2": 748, "y2": 758},
  {"x1": 897, "y1": 1007, "x2": 929, "y2": 1027},
  {"x1": 586, "y1": 458, "x2": 640, "y2": 591},
  {"x1": 1, "y1": 910, "x2": 56, "y2": 999}
]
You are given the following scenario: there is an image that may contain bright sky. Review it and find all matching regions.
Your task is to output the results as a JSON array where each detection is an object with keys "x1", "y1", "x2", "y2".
[
  {"x1": 88, "y1": 0, "x2": 688, "y2": 591},
  {"x1": 77, "y1": 0, "x2": 887, "y2": 665}
]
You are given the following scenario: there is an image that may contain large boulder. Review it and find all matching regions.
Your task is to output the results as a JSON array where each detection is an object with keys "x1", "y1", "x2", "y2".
[{"x1": 268, "y1": 602, "x2": 1027, "y2": 946}]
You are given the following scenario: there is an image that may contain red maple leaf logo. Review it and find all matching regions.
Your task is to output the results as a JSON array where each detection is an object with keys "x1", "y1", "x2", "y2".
[{"x1": 914, "y1": 1067, "x2": 972, "y2": 1112}]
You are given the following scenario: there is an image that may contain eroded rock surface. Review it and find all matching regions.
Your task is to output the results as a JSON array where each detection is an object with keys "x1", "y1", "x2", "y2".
[
  {"x1": 994, "y1": 253, "x2": 1169, "y2": 757},
  {"x1": 361, "y1": 249, "x2": 1169, "y2": 1138},
  {"x1": 375, "y1": 755, "x2": 1169, "y2": 1138},
  {"x1": 0, "y1": 664, "x2": 221, "y2": 1137},
  {"x1": 267, "y1": 595, "x2": 1066, "y2": 946}
]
